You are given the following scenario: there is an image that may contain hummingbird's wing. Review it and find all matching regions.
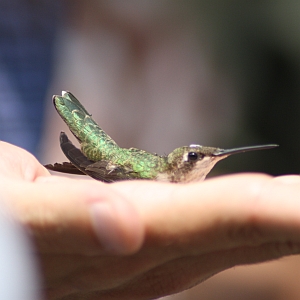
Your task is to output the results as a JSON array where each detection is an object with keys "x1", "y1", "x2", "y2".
[
  {"x1": 44, "y1": 162, "x2": 86, "y2": 175},
  {"x1": 44, "y1": 131, "x2": 95, "y2": 176},
  {"x1": 45, "y1": 132, "x2": 140, "y2": 183},
  {"x1": 84, "y1": 160, "x2": 139, "y2": 182}
]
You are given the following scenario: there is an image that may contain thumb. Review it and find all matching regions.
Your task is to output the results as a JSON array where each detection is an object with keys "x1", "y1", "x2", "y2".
[{"x1": 3, "y1": 177, "x2": 144, "y2": 255}]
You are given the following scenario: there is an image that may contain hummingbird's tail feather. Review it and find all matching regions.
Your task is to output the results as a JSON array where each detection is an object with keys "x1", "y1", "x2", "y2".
[
  {"x1": 53, "y1": 91, "x2": 119, "y2": 161},
  {"x1": 53, "y1": 91, "x2": 91, "y2": 142},
  {"x1": 62, "y1": 91, "x2": 90, "y2": 115}
]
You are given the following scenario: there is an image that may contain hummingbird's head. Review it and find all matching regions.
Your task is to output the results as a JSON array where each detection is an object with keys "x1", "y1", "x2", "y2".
[
  {"x1": 165, "y1": 144, "x2": 225, "y2": 182},
  {"x1": 165, "y1": 143, "x2": 278, "y2": 183}
]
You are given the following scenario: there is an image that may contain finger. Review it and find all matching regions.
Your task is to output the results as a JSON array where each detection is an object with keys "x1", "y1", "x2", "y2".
[
  {"x1": 0, "y1": 141, "x2": 50, "y2": 181},
  {"x1": 112, "y1": 174, "x2": 300, "y2": 257},
  {"x1": 4, "y1": 178, "x2": 144, "y2": 255}
]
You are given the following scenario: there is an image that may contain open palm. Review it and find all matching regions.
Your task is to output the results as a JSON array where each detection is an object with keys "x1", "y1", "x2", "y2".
[{"x1": 0, "y1": 141, "x2": 300, "y2": 300}]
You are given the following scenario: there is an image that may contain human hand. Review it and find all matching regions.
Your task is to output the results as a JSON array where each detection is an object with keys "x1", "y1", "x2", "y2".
[
  {"x1": 0, "y1": 141, "x2": 144, "y2": 298},
  {"x1": 1, "y1": 142, "x2": 300, "y2": 300}
]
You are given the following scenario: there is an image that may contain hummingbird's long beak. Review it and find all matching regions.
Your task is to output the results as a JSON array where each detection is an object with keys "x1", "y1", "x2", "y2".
[{"x1": 212, "y1": 144, "x2": 279, "y2": 157}]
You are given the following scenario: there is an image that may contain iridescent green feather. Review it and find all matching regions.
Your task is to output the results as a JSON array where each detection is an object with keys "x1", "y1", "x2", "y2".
[{"x1": 53, "y1": 92, "x2": 167, "y2": 179}]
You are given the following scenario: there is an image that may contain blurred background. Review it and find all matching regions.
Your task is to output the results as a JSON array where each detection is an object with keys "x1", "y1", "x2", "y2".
[{"x1": 1, "y1": 0, "x2": 300, "y2": 299}]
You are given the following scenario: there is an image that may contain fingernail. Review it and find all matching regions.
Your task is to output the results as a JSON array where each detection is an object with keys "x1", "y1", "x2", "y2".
[{"x1": 89, "y1": 202, "x2": 124, "y2": 254}]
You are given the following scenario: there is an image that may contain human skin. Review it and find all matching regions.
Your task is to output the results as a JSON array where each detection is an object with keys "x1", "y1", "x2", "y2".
[{"x1": 0, "y1": 141, "x2": 300, "y2": 300}]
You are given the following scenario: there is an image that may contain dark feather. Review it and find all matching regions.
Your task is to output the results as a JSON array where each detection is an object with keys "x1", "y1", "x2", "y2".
[
  {"x1": 45, "y1": 132, "x2": 139, "y2": 183},
  {"x1": 44, "y1": 162, "x2": 85, "y2": 175}
]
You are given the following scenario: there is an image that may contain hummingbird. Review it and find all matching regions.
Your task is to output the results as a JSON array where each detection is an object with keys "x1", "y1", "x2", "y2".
[{"x1": 45, "y1": 91, "x2": 278, "y2": 183}]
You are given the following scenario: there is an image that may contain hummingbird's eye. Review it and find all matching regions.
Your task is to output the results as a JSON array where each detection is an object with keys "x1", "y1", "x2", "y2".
[{"x1": 188, "y1": 152, "x2": 200, "y2": 161}]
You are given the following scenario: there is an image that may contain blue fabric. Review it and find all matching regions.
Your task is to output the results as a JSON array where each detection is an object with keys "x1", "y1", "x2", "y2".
[{"x1": 0, "y1": 0, "x2": 63, "y2": 156}]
